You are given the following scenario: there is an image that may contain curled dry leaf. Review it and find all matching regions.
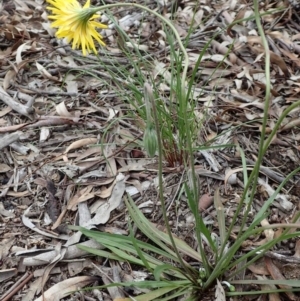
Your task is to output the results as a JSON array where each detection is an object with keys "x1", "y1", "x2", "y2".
[
  {"x1": 65, "y1": 138, "x2": 98, "y2": 153},
  {"x1": 56, "y1": 101, "x2": 73, "y2": 117},
  {"x1": 3, "y1": 69, "x2": 16, "y2": 90},
  {"x1": 260, "y1": 218, "x2": 274, "y2": 242},
  {"x1": 36, "y1": 62, "x2": 60, "y2": 82}
]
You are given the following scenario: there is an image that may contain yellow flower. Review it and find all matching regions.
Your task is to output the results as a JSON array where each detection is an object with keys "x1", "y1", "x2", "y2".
[{"x1": 46, "y1": 0, "x2": 107, "y2": 56}]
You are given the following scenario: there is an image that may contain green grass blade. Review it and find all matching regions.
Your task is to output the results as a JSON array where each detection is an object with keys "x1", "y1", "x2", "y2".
[
  {"x1": 214, "y1": 188, "x2": 226, "y2": 248},
  {"x1": 126, "y1": 196, "x2": 202, "y2": 262},
  {"x1": 128, "y1": 220, "x2": 153, "y2": 273}
]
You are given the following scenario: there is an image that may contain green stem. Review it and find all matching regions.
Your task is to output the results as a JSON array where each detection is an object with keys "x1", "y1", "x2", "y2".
[
  {"x1": 91, "y1": 5, "x2": 197, "y2": 201},
  {"x1": 238, "y1": 0, "x2": 271, "y2": 235},
  {"x1": 90, "y1": 4, "x2": 189, "y2": 94},
  {"x1": 149, "y1": 83, "x2": 198, "y2": 284},
  {"x1": 90, "y1": 2, "x2": 199, "y2": 281},
  {"x1": 220, "y1": 0, "x2": 271, "y2": 254}
]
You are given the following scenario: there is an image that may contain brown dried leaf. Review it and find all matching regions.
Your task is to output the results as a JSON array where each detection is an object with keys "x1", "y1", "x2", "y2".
[
  {"x1": 67, "y1": 185, "x2": 94, "y2": 211},
  {"x1": 65, "y1": 138, "x2": 98, "y2": 153},
  {"x1": 198, "y1": 193, "x2": 213, "y2": 212},
  {"x1": 265, "y1": 257, "x2": 297, "y2": 300},
  {"x1": 36, "y1": 62, "x2": 60, "y2": 82},
  {"x1": 247, "y1": 262, "x2": 269, "y2": 275},
  {"x1": 3, "y1": 69, "x2": 16, "y2": 90}
]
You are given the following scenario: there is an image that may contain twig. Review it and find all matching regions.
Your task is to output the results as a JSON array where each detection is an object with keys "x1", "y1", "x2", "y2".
[
  {"x1": 0, "y1": 116, "x2": 80, "y2": 133},
  {"x1": 0, "y1": 272, "x2": 33, "y2": 301},
  {"x1": 0, "y1": 132, "x2": 22, "y2": 150},
  {"x1": 12, "y1": 86, "x2": 81, "y2": 97},
  {"x1": 0, "y1": 87, "x2": 35, "y2": 120}
]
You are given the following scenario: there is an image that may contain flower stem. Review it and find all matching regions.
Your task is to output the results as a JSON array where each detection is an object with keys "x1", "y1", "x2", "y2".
[{"x1": 89, "y1": 4, "x2": 189, "y2": 95}]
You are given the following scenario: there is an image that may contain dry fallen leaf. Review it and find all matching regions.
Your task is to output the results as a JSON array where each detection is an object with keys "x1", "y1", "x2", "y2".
[
  {"x1": 198, "y1": 193, "x2": 213, "y2": 212},
  {"x1": 65, "y1": 138, "x2": 98, "y2": 153},
  {"x1": 265, "y1": 257, "x2": 297, "y2": 301},
  {"x1": 34, "y1": 276, "x2": 98, "y2": 301},
  {"x1": 215, "y1": 279, "x2": 226, "y2": 301}
]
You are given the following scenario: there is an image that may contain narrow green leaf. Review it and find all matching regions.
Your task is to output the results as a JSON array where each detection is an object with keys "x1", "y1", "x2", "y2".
[
  {"x1": 126, "y1": 286, "x2": 179, "y2": 301},
  {"x1": 214, "y1": 188, "x2": 226, "y2": 247},
  {"x1": 230, "y1": 279, "x2": 300, "y2": 287},
  {"x1": 153, "y1": 264, "x2": 189, "y2": 282},
  {"x1": 128, "y1": 220, "x2": 153, "y2": 273},
  {"x1": 126, "y1": 197, "x2": 202, "y2": 262}
]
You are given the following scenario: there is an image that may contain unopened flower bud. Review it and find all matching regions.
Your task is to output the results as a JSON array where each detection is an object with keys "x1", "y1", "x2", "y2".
[{"x1": 143, "y1": 123, "x2": 157, "y2": 157}]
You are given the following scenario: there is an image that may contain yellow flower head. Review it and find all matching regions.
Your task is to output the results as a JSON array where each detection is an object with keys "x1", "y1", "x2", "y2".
[{"x1": 46, "y1": 0, "x2": 107, "y2": 56}]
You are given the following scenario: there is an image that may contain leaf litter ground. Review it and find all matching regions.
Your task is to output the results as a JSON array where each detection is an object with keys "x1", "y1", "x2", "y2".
[{"x1": 1, "y1": 0, "x2": 300, "y2": 300}]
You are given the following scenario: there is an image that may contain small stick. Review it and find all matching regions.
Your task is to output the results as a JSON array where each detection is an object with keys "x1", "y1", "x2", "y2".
[
  {"x1": 0, "y1": 87, "x2": 35, "y2": 120},
  {"x1": 0, "y1": 272, "x2": 33, "y2": 301},
  {"x1": 0, "y1": 132, "x2": 22, "y2": 150}
]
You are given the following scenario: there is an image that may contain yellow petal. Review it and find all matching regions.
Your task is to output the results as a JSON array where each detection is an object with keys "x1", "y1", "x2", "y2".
[
  {"x1": 46, "y1": 0, "x2": 106, "y2": 56},
  {"x1": 83, "y1": 0, "x2": 91, "y2": 9}
]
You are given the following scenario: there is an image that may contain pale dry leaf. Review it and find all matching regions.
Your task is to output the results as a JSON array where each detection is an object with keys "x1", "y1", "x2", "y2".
[
  {"x1": 22, "y1": 206, "x2": 67, "y2": 240},
  {"x1": 215, "y1": 279, "x2": 226, "y2": 301},
  {"x1": 65, "y1": 138, "x2": 98, "y2": 153},
  {"x1": 16, "y1": 42, "x2": 31, "y2": 65},
  {"x1": 39, "y1": 127, "x2": 50, "y2": 142},
  {"x1": 56, "y1": 101, "x2": 73, "y2": 117},
  {"x1": 293, "y1": 240, "x2": 300, "y2": 258},
  {"x1": 3, "y1": 69, "x2": 16, "y2": 90},
  {"x1": 94, "y1": 184, "x2": 114, "y2": 199},
  {"x1": 105, "y1": 147, "x2": 117, "y2": 177},
  {"x1": 34, "y1": 267, "x2": 61, "y2": 278},
  {"x1": 65, "y1": 74, "x2": 78, "y2": 94},
  {"x1": 36, "y1": 62, "x2": 60, "y2": 81},
  {"x1": 42, "y1": 21, "x2": 56, "y2": 36},
  {"x1": 34, "y1": 276, "x2": 98, "y2": 301},
  {"x1": 21, "y1": 240, "x2": 104, "y2": 266},
  {"x1": 87, "y1": 173, "x2": 125, "y2": 226},
  {"x1": 0, "y1": 163, "x2": 11, "y2": 173},
  {"x1": 67, "y1": 185, "x2": 95, "y2": 211},
  {"x1": 22, "y1": 277, "x2": 43, "y2": 301},
  {"x1": 0, "y1": 237, "x2": 15, "y2": 259},
  {"x1": 125, "y1": 179, "x2": 144, "y2": 196},
  {"x1": 224, "y1": 167, "x2": 246, "y2": 194},
  {"x1": 68, "y1": 259, "x2": 92, "y2": 277},
  {"x1": 0, "y1": 106, "x2": 12, "y2": 117},
  {"x1": 260, "y1": 218, "x2": 274, "y2": 242},
  {"x1": 7, "y1": 190, "x2": 31, "y2": 197},
  {"x1": 0, "y1": 202, "x2": 15, "y2": 218},
  {"x1": 74, "y1": 146, "x2": 102, "y2": 162},
  {"x1": 258, "y1": 177, "x2": 293, "y2": 211},
  {"x1": 153, "y1": 61, "x2": 172, "y2": 83},
  {"x1": 40, "y1": 244, "x2": 67, "y2": 290},
  {"x1": 0, "y1": 268, "x2": 17, "y2": 283},
  {"x1": 78, "y1": 202, "x2": 91, "y2": 225},
  {"x1": 279, "y1": 47, "x2": 300, "y2": 68},
  {"x1": 76, "y1": 170, "x2": 107, "y2": 183},
  {"x1": 108, "y1": 107, "x2": 118, "y2": 121}
]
